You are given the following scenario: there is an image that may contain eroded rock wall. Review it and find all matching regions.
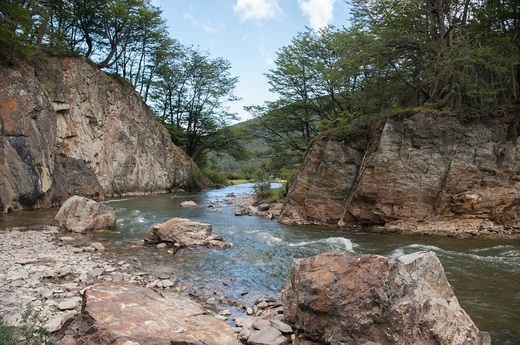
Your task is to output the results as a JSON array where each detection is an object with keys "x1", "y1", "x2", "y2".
[
  {"x1": 0, "y1": 55, "x2": 194, "y2": 213},
  {"x1": 280, "y1": 111, "x2": 520, "y2": 237}
]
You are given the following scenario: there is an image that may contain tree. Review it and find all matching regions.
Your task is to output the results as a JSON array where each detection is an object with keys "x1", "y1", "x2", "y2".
[
  {"x1": 95, "y1": 0, "x2": 145, "y2": 68},
  {"x1": 0, "y1": 0, "x2": 36, "y2": 63},
  {"x1": 349, "y1": 0, "x2": 518, "y2": 108},
  {"x1": 152, "y1": 46, "x2": 241, "y2": 164}
]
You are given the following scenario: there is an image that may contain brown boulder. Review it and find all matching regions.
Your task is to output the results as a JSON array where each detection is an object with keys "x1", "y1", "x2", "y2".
[
  {"x1": 146, "y1": 217, "x2": 231, "y2": 249},
  {"x1": 55, "y1": 195, "x2": 115, "y2": 233},
  {"x1": 80, "y1": 283, "x2": 241, "y2": 345},
  {"x1": 282, "y1": 251, "x2": 491, "y2": 345}
]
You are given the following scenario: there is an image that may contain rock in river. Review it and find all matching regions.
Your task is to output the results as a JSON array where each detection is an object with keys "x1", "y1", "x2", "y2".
[
  {"x1": 282, "y1": 251, "x2": 491, "y2": 345},
  {"x1": 146, "y1": 217, "x2": 232, "y2": 249},
  {"x1": 55, "y1": 195, "x2": 116, "y2": 233}
]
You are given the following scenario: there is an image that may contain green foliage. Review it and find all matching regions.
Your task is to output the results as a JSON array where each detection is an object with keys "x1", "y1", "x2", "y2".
[
  {"x1": 0, "y1": 323, "x2": 16, "y2": 345},
  {"x1": 324, "y1": 113, "x2": 381, "y2": 144},
  {"x1": 153, "y1": 46, "x2": 240, "y2": 162},
  {"x1": 455, "y1": 105, "x2": 509, "y2": 124},
  {"x1": 0, "y1": 1, "x2": 34, "y2": 64},
  {"x1": 186, "y1": 169, "x2": 206, "y2": 192},
  {"x1": 0, "y1": 305, "x2": 55, "y2": 345},
  {"x1": 203, "y1": 169, "x2": 229, "y2": 188},
  {"x1": 19, "y1": 306, "x2": 55, "y2": 345},
  {"x1": 253, "y1": 180, "x2": 273, "y2": 202}
]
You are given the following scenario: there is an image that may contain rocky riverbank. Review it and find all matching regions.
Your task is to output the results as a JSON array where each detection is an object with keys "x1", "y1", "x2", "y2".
[
  {"x1": 1, "y1": 193, "x2": 493, "y2": 344},
  {"x1": 0, "y1": 225, "x2": 311, "y2": 344},
  {"x1": 0, "y1": 226, "x2": 118, "y2": 342}
]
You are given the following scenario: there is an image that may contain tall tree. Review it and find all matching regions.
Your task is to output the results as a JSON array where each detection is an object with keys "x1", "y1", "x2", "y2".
[
  {"x1": 153, "y1": 46, "x2": 240, "y2": 163},
  {"x1": 0, "y1": 0, "x2": 36, "y2": 63},
  {"x1": 96, "y1": 0, "x2": 145, "y2": 68}
]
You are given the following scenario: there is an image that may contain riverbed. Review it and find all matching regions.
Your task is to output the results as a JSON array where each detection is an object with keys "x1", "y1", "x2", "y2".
[{"x1": 1, "y1": 183, "x2": 519, "y2": 344}]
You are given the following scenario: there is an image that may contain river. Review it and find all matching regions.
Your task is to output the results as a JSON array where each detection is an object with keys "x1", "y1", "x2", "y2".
[{"x1": 1, "y1": 183, "x2": 519, "y2": 344}]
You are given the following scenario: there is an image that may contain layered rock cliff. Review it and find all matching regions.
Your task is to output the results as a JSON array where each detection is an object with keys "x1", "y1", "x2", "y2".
[
  {"x1": 0, "y1": 54, "x2": 194, "y2": 213},
  {"x1": 279, "y1": 110, "x2": 520, "y2": 237}
]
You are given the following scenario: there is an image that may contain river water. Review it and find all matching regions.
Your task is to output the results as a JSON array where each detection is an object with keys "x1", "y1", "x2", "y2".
[{"x1": 1, "y1": 183, "x2": 519, "y2": 344}]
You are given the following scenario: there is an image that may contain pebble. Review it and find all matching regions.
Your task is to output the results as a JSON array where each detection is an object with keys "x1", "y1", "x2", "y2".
[
  {"x1": 161, "y1": 279, "x2": 174, "y2": 288},
  {"x1": 57, "y1": 297, "x2": 82, "y2": 310},
  {"x1": 90, "y1": 242, "x2": 105, "y2": 251}
]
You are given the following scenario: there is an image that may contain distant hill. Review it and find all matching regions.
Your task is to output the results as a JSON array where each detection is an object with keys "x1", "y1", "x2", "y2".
[{"x1": 207, "y1": 117, "x2": 270, "y2": 174}]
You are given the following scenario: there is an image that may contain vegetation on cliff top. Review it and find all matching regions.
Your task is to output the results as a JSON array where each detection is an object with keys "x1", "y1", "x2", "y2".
[
  {"x1": 246, "y1": 0, "x2": 519, "y2": 176},
  {"x1": 1, "y1": 1, "x2": 518, "y2": 181},
  {"x1": 0, "y1": 0, "x2": 243, "y2": 170}
]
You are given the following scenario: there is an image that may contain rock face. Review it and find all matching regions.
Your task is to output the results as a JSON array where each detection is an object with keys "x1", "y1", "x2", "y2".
[
  {"x1": 81, "y1": 283, "x2": 241, "y2": 345},
  {"x1": 146, "y1": 217, "x2": 232, "y2": 249},
  {"x1": 0, "y1": 54, "x2": 195, "y2": 214},
  {"x1": 279, "y1": 110, "x2": 520, "y2": 237},
  {"x1": 282, "y1": 251, "x2": 491, "y2": 345},
  {"x1": 55, "y1": 195, "x2": 116, "y2": 232}
]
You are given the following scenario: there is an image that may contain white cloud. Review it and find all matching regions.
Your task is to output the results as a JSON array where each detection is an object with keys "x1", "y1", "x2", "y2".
[
  {"x1": 258, "y1": 46, "x2": 275, "y2": 67},
  {"x1": 183, "y1": 7, "x2": 221, "y2": 34},
  {"x1": 234, "y1": 0, "x2": 281, "y2": 21},
  {"x1": 298, "y1": 0, "x2": 336, "y2": 31}
]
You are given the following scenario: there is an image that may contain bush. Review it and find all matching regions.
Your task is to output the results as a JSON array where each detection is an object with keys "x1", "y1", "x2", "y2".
[
  {"x1": 186, "y1": 169, "x2": 205, "y2": 192},
  {"x1": 253, "y1": 180, "x2": 273, "y2": 201},
  {"x1": 203, "y1": 169, "x2": 229, "y2": 187}
]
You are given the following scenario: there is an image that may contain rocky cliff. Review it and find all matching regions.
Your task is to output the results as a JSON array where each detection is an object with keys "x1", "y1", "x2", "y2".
[
  {"x1": 0, "y1": 54, "x2": 194, "y2": 213},
  {"x1": 279, "y1": 110, "x2": 520, "y2": 237}
]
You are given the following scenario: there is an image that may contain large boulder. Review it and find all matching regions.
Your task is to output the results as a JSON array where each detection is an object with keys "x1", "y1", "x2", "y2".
[
  {"x1": 80, "y1": 283, "x2": 241, "y2": 344},
  {"x1": 55, "y1": 195, "x2": 116, "y2": 233},
  {"x1": 146, "y1": 217, "x2": 231, "y2": 249},
  {"x1": 282, "y1": 251, "x2": 491, "y2": 345}
]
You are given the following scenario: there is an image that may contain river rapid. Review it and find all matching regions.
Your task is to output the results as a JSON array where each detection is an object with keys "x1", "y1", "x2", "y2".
[{"x1": 1, "y1": 183, "x2": 519, "y2": 344}]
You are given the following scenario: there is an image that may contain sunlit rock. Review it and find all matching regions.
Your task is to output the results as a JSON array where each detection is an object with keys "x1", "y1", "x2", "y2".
[
  {"x1": 279, "y1": 111, "x2": 520, "y2": 238},
  {"x1": 146, "y1": 217, "x2": 231, "y2": 249},
  {"x1": 55, "y1": 195, "x2": 115, "y2": 233},
  {"x1": 80, "y1": 283, "x2": 241, "y2": 344},
  {"x1": 180, "y1": 200, "x2": 197, "y2": 207},
  {"x1": 282, "y1": 251, "x2": 491, "y2": 345},
  {"x1": 0, "y1": 55, "x2": 195, "y2": 213}
]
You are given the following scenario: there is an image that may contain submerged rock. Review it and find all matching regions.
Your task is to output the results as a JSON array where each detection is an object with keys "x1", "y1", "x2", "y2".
[
  {"x1": 282, "y1": 251, "x2": 491, "y2": 345},
  {"x1": 55, "y1": 195, "x2": 115, "y2": 233},
  {"x1": 80, "y1": 283, "x2": 241, "y2": 344}
]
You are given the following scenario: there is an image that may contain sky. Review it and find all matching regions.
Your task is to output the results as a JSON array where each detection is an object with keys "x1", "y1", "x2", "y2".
[{"x1": 152, "y1": 0, "x2": 351, "y2": 122}]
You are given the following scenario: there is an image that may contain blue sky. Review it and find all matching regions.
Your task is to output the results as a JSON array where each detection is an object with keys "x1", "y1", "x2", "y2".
[{"x1": 152, "y1": 0, "x2": 351, "y2": 121}]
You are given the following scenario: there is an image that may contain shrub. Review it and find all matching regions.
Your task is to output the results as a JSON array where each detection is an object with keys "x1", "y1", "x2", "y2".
[
  {"x1": 186, "y1": 169, "x2": 205, "y2": 192},
  {"x1": 203, "y1": 169, "x2": 229, "y2": 187},
  {"x1": 0, "y1": 323, "x2": 16, "y2": 345},
  {"x1": 253, "y1": 179, "x2": 272, "y2": 201}
]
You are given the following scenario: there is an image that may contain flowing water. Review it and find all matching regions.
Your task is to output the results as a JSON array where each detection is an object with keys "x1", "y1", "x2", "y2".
[{"x1": 1, "y1": 183, "x2": 519, "y2": 344}]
